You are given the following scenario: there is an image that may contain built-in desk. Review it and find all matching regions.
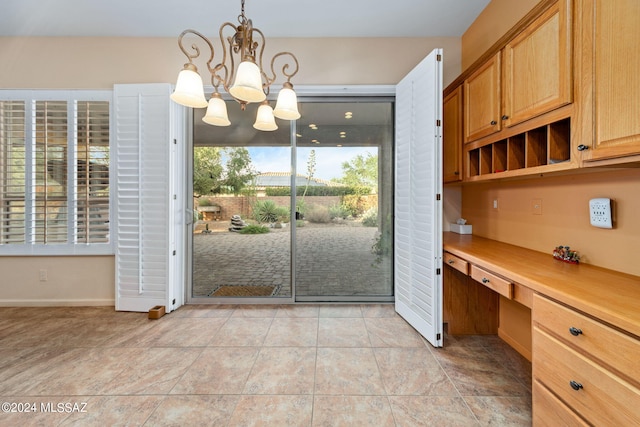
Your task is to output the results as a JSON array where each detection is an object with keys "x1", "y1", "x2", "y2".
[{"x1": 443, "y1": 232, "x2": 640, "y2": 425}]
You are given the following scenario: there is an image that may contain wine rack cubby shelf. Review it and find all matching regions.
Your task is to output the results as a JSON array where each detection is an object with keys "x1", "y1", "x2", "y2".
[{"x1": 467, "y1": 118, "x2": 571, "y2": 179}]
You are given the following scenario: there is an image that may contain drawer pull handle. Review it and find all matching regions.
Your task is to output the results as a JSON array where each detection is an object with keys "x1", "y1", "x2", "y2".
[
  {"x1": 448, "y1": 260, "x2": 455, "y2": 264},
  {"x1": 482, "y1": 278, "x2": 490, "y2": 284},
  {"x1": 569, "y1": 380, "x2": 583, "y2": 391},
  {"x1": 569, "y1": 327, "x2": 583, "y2": 336}
]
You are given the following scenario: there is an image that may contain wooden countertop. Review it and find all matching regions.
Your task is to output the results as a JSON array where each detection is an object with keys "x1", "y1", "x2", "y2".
[{"x1": 443, "y1": 232, "x2": 640, "y2": 338}]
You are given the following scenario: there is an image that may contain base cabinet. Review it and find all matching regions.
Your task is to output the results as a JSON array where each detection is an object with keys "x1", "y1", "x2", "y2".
[{"x1": 532, "y1": 294, "x2": 640, "y2": 425}]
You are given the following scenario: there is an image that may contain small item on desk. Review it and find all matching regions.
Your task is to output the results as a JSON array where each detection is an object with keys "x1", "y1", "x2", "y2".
[
  {"x1": 553, "y1": 245, "x2": 580, "y2": 264},
  {"x1": 451, "y1": 218, "x2": 472, "y2": 234}
]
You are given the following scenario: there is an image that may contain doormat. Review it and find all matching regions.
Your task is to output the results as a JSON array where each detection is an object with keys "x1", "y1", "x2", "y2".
[{"x1": 210, "y1": 285, "x2": 279, "y2": 297}]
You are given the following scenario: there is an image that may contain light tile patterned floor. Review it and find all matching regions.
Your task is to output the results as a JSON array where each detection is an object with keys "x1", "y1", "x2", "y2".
[{"x1": 0, "y1": 304, "x2": 532, "y2": 426}]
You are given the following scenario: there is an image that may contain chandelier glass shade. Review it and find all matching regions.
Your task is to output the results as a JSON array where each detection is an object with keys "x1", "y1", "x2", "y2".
[{"x1": 170, "y1": 0, "x2": 300, "y2": 131}]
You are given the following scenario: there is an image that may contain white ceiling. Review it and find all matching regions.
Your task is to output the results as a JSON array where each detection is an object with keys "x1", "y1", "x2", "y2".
[{"x1": 0, "y1": 0, "x2": 490, "y2": 38}]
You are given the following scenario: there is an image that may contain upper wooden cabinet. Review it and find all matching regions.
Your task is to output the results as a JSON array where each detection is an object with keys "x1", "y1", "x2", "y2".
[
  {"x1": 579, "y1": 0, "x2": 640, "y2": 164},
  {"x1": 443, "y1": 86, "x2": 463, "y2": 182},
  {"x1": 464, "y1": 0, "x2": 572, "y2": 145},
  {"x1": 445, "y1": 0, "x2": 640, "y2": 182},
  {"x1": 502, "y1": 0, "x2": 572, "y2": 128},
  {"x1": 464, "y1": 53, "x2": 501, "y2": 142}
]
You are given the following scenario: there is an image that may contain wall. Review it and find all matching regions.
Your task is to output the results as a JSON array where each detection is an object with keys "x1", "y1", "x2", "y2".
[
  {"x1": 0, "y1": 37, "x2": 462, "y2": 89},
  {"x1": 0, "y1": 256, "x2": 115, "y2": 306},
  {"x1": 461, "y1": 0, "x2": 539, "y2": 69},
  {"x1": 462, "y1": 169, "x2": 640, "y2": 276},
  {"x1": 0, "y1": 35, "x2": 461, "y2": 306}
]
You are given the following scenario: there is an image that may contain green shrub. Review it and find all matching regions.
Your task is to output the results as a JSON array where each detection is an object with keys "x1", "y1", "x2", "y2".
[
  {"x1": 253, "y1": 200, "x2": 289, "y2": 223},
  {"x1": 265, "y1": 186, "x2": 372, "y2": 197},
  {"x1": 328, "y1": 203, "x2": 349, "y2": 219},
  {"x1": 295, "y1": 199, "x2": 307, "y2": 215},
  {"x1": 296, "y1": 219, "x2": 305, "y2": 227},
  {"x1": 305, "y1": 205, "x2": 331, "y2": 223},
  {"x1": 239, "y1": 224, "x2": 270, "y2": 234},
  {"x1": 361, "y1": 207, "x2": 378, "y2": 227},
  {"x1": 197, "y1": 198, "x2": 212, "y2": 206}
]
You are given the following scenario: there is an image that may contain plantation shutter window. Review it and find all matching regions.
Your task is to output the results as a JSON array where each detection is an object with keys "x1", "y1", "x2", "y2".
[{"x1": 0, "y1": 91, "x2": 112, "y2": 255}]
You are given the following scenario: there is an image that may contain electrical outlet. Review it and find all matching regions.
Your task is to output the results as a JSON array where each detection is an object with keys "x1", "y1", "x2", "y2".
[
  {"x1": 39, "y1": 269, "x2": 48, "y2": 282},
  {"x1": 493, "y1": 199, "x2": 499, "y2": 210},
  {"x1": 589, "y1": 198, "x2": 612, "y2": 229},
  {"x1": 531, "y1": 199, "x2": 542, "y2": 215}
]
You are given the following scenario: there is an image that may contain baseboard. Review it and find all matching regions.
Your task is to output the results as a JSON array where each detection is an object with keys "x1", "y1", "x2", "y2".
[
  {"x1": 498, "y1": 327, "x2": 532, "y2": 362},
  {"x1": 0, "y1": 299, "x2": 115, "y2": 307}
]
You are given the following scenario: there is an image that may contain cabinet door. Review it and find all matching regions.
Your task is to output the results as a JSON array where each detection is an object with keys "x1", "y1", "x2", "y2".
[
  {"x1": 503, "y1": 0, "x2": 572, "y2": 128},
  {"x1": 583, "y1": 0, "x2": 640, "y2": 162},
  {"x1": 443, "y1": 86, "x2": 463, "y2": 182},
  {"x1": 464, "y1": 52, "x2": 501, "y2": 142}
]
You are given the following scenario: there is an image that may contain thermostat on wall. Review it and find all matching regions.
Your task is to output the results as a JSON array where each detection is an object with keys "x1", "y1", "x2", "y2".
[{"x1": 589, "y1": 198, "x2": 613, "y2": 229}]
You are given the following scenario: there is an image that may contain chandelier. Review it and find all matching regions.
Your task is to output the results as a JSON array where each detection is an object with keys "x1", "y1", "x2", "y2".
[{"x1": 170, "y1": 0, "x2": 301, "y2": 131}]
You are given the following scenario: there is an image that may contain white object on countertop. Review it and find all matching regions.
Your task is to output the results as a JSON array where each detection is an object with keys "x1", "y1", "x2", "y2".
[{"x1": 450, "y1": 223, "x2": 472, "y2": 234}]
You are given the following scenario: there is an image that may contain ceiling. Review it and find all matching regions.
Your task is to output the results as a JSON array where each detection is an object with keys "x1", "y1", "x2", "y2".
[{"x1": 0, "y1": 0, "x2": 490, "y2": 38}]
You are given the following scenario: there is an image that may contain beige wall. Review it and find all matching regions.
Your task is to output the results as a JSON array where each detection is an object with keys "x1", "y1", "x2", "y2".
[
  {"x1": 462, "y1": 169, "x2": 640, "y2": 276},
  {"x1": 0, "y1": 35, "x2": 461, "y2": 306},
  {"x1": 0, "y1": 256, "x2": 115, "y2": 306},
  {"x1": 0, "y1": 36, "x2": 462, "y2": 89},
  {"x1": 461, "y1": 0, "x2": 539, "y2": 69}
]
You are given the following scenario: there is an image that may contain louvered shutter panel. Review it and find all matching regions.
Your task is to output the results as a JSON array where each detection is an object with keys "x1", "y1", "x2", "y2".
[
  {"x1": 75, "y1": 101, "x2": 110, "y2": 244},
  {"x1": 0, "y1": 101, "x2": 26, "y2": 244},
  {"x1": 114, "y1": 84, "x2": 175, "y2": 312},
  {"x1": 394, "y1": 49, "x2": 443, "y2": 347}
]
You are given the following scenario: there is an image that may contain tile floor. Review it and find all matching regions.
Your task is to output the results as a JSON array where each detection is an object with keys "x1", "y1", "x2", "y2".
[{"x1": 0, "y1": 304, "x2": 532, "y2": 426}]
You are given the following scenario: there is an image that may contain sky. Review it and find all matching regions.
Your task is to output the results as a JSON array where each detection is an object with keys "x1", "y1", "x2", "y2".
[{"x1": 248, "y1": 146, "x2": 378, "y2": 181}]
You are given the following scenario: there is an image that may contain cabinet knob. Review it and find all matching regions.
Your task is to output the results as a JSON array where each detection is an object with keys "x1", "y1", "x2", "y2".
[
  {"x1": 482, "y1": 278, "x2": 490, "y2": 284},
  {"x1": 454, "y1": 171, "x2": 460, "y2": 175},
  {"x1": 501, "y1": 115, "x2": 509, "y2": 120},
  {"x1": 569, "y1": 380, "x2": 583, "y2": 391},
  {"x1": 490, "y1": 120, "x2": 497, "y2": 125},
  {"x1": 577, "y1": 144, "x2": 589, "y2": 151},
  {"x1": 448, "y1": 260, "x2": 455, "y2": 264},
  {"x1": 569, "y1": 327, "x2": 583, "y2": 336}
]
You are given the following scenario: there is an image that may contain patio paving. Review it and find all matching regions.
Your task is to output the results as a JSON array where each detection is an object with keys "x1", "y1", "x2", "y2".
[{"x1": 192, "y1": 221, "x2": 393, "y2": 298}]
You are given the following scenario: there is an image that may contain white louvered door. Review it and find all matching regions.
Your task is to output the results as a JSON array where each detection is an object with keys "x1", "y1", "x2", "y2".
[
  {"x1": 394, "y1": 49, "x2": 444, "y2": 347},
  {"x1": 114, "y1": 84, "x2": 185, "y2": 313}
]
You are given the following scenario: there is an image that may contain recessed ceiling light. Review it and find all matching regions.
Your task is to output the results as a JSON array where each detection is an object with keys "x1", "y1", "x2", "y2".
[{"x1": 336, "y1": 144, "x2": 343, "y2": 147}]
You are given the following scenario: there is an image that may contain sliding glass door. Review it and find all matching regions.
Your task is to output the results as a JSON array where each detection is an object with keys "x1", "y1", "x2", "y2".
[
  {"x1": 294, "y1": 100, "x2": 394, "y2": 301},
  {"x1": 188, "y1": 94, "x2": 394, "y2": 302},
  {"x1": 190, "y1": 102, "x2": 293, "y2": 299}
]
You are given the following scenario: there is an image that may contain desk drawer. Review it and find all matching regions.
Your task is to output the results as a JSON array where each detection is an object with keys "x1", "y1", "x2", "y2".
[
  {"x1": 444, "y1": 252, "x2": 468, "y2": 275},
  {"x1": 533, "y1": 380, "x2": 588, "y2": 427},
  {"x1": 533, "y1": 294, "x2": 640, "y2": 383},
  {"x1": 533, "y1": 327, "x2": 640, "y2": 427},
  {"x1": 470, "y1": 265, "x2": 513, "y2": 299}
]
